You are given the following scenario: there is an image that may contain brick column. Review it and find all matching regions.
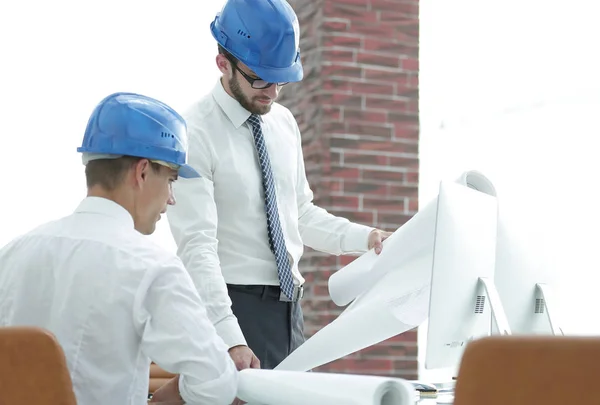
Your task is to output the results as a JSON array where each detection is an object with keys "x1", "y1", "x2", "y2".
[{"x1": 279, "y1": 0, "x2": 420, "y2": 378}]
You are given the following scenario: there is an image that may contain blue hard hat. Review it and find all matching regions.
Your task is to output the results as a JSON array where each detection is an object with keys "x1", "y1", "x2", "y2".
[
  {"x1": 210, "y1": 0, "x2": 303, "y2": 84},
  {"x1": 77, "y1": 92, "x2": 200, "y2": 179}
]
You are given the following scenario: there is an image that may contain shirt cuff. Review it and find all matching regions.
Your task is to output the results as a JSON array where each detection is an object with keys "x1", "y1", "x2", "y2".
[
  {"x1": 178, "y1": 366, "x2": 238, "y2": 405},
  {"x1": 341, "y1": 224, "x2": 375, "y2": 254},
  {"x1": 215, "y1": 316, "x2": 247, "y2": 348}
]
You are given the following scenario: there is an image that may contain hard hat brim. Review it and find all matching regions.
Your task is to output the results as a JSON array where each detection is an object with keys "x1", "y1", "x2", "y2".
[
  {"x1": 178, "y1": 164, "x2": 202, "y2": 179},
  {"x1": 246, "y1": 59, "x2": 304, "y2": 84}
]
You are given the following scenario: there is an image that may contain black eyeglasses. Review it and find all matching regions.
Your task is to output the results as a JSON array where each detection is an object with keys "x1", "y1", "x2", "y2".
[{"x1": 227, "y1": 58, "x2": 288, "y2": 89}]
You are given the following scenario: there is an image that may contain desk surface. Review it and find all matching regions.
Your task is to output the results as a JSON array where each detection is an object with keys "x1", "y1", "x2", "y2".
[
  {"x1": 412, "y1": 380, "x2": 455, "y2": 404},
  {"x1": 411, "y1": 380, "x2": 455, "y2": 404},
  {"x1": 416, "y1": 394, "x2": 454, "y2": 404}
]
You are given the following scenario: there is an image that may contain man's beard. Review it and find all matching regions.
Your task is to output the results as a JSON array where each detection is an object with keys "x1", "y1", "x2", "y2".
[{"x1": 230, "y1": 73, "x2": 272, "y2": 115}]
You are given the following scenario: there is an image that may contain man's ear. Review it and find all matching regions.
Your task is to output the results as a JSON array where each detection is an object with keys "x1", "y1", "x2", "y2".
[
  {"x1": 216, "y1": 54, "x2": 231, "y2": 75},
  {"x1": 132, "y1": 159, "x2": 150, "y2": 187}
]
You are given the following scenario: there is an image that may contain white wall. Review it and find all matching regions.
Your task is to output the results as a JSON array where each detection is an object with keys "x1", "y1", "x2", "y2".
[
  {"x1": 0, "y1": 0, "x2": 226, "y2": 250},
  {"x1": 418, "y1": 0, "x2": 600, "y2": 381}
]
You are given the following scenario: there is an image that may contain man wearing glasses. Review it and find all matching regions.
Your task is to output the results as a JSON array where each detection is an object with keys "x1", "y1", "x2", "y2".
[{"x1": 168, "y1": 0, "x2": 391, "y2": 371}]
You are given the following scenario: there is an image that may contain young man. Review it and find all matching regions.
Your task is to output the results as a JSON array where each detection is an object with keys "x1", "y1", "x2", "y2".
[
  {"x1": 167, "y1": 0, "x2": 392, "y2": 370},
  {"x1": 0, "y1": 93, "x2": 238, "y2": 405}
]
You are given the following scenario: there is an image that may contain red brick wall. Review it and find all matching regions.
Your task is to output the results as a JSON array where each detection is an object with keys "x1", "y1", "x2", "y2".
[{"x1": 279, "y1": 0, "x2": 420, "y2": 378}]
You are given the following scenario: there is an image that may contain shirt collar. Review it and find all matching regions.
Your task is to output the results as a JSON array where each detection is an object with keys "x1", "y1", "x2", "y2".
[
  {"x1": 74, "y1": 197, "x2": 135, "y2": 229},
  {"x1": 211, "y1": 79, "x2": 259, "y2": 129}
]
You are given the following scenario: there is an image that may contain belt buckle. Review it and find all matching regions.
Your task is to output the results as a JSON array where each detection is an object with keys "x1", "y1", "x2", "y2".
[{"x1": 280, "y1": 285, "x2": 304, "y2": 302}]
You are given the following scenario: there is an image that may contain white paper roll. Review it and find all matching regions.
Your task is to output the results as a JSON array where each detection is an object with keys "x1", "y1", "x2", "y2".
[
  {"x1": 329, "y1": 170, "x2": 496, "y2": 307},
  {"x1": 238, "y1": 369, "x2": 416, "y2": 405},
  {"x1": 276, "y1": 170, "x2": 498, "y2": 373}
]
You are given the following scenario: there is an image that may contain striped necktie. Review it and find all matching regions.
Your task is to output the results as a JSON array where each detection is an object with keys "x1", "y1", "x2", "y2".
[{"x1": 247, "y1": 114, "x2": 295, "y2": 301}]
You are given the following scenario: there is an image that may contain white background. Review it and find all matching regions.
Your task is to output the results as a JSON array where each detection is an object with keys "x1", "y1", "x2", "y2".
[
  {"x1": 0, "y1": 0, "x2": 227, "y2": 251},
  {"x1": 418, "y1": 0, "x2": 600, "y2": 381}
]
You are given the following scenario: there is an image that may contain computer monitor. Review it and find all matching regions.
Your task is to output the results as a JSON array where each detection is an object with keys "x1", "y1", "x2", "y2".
[
  {"x1": 493, "y1": 214, "x2": 564, "y2": 336},
  {"x1": 424, "y1": 172, "x2": 511, "y2": 372}
]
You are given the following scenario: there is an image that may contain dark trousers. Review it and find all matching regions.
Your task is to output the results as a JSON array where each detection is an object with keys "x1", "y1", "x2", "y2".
[{"x1": 227, "y1": 284, "x2": 306, "y2": 369}]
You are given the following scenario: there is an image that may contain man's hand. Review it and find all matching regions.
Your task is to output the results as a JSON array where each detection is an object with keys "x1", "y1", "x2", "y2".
[
  {"x1": 368, "y1": 229, "x2": 392, "y2": 254},
  {"x1": 228, "y1": 346, "x2": 259, "y2": 405},
  {"x1": 228, "y1": 345, "x2": 260, "y2": 370}
]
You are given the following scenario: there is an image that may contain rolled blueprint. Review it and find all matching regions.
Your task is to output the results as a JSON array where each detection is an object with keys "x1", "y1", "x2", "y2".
[
  {"x1": 237, "y1": 369, "x2": 416, "y2": 405},
  {"x1": 329, "y1": 170, "x2": 497, "y2": 306},
  {"x1": 275, "y1": 170, "x2": 498, "y2": 372}
]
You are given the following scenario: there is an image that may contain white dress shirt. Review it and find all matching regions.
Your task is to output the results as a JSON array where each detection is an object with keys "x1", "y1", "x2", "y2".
[
  {"x1": 167, "y1": 80, "x2": 374, "y2": 348},
  {"x1": 0, "y1": 197, "x2": 238, "y2": 405}
]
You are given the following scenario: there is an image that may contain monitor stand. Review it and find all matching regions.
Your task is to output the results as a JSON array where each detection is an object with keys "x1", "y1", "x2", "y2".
[
  {"x1": 535, "y1": 283, "x2": 564, "y2": 336},
  {"x1": 478, "y1": 277, "x2": 512, "y2": 335},
  {"x1": 445, "y1": 278, "x2": 510, "y2": 382}
]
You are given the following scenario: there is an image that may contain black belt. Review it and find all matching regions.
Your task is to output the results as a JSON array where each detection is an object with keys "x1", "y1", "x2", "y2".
[{"x1": 227, "y1": 284, "x2": 304, "y2": 302}]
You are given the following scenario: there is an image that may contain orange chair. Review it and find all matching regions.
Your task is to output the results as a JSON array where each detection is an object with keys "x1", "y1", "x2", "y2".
[
  {"x1": 0, "y1": 326, "x2": 77, "y2": 405},
  {"x1": 453, "y1": 335, "x2": 600, "y2": 405}
]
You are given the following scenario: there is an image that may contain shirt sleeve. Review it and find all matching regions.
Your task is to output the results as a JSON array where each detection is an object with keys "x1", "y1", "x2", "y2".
[
  {"x1": 133, "y1": 258, "x2": 238, "y2": 405},
  {"x1": 166, "y1": 121, "x2": 247, "y2": 348},
  {"x1": 289, "y1": 112, "x2": 375, "y2": 255}
]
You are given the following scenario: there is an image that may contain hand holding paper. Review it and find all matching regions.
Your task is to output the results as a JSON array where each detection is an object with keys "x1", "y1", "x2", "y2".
[{"x1": 276, "y1": 170, "x2": 498, "y2": 373}]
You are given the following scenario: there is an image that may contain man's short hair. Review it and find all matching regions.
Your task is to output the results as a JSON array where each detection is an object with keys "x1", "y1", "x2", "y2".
[
  {"x1": 85, "y1": 156, "x2": 161, "y2": 191},
  {"x1": 218, "y1": 45, "x2": 238, "y2": 66}
]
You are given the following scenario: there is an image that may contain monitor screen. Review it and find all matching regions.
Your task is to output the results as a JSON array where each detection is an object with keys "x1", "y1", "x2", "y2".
[
  {"x1": 493, "y1": 212, "x2": 563, "y2": 335},
  {"x1": 425, "y1": 174, "x2": 500, "y2": 371}
]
